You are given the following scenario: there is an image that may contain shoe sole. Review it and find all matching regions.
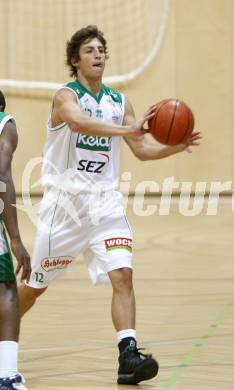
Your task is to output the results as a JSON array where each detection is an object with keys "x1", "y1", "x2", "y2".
[{"x1": 117, "y1": 359, "x2": 159, "y2": 385}]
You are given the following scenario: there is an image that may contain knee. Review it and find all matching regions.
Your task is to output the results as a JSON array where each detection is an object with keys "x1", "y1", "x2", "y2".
[
  {"x1": 110, "y1": 268, "x2": 133, "y2": 292},
  {"x1": 20, "y1": 284, "x2": 47, "y2": 300},
  {"x1": 0, "y1": 281, "x2": 18, "y2": 305}
]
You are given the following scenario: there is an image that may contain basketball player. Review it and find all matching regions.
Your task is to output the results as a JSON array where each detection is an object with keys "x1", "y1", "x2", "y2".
[
  {"x1": 19, "y1": 26, "x2": 200, "y2": 385},
  {"x1": 0, "y1": 90, "x2": 31, "y2": 390}
]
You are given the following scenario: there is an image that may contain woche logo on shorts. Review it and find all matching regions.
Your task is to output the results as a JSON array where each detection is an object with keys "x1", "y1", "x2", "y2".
[
  {"x1": 41, "y1": 256, "x2": 73, "y2": 272},
  {"x1": 105, "y1": 237, "x2": 133, "y2": 252}
]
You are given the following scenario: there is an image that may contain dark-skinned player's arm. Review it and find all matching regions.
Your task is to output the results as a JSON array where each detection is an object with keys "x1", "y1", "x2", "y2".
[
  {"x1": 52, "y1": 88, "x2": 156, "y2": 137},
  {"x1": 123, "y1": 97, "x2": 201, "y2": 160},
  {"x1": 0, "y1": 121, "x2": 31, "y2": 282}
]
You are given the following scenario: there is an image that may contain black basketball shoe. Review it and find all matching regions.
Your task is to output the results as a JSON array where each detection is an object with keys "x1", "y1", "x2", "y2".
[{"x1": 117, "y1": 341, "x2": 159, "y2": 385}]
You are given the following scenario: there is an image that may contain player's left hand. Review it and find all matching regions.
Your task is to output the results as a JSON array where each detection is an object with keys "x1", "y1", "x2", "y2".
[
  {"x1": 129, "y1": 104, "x2": 158, "y2": 137},
  {"x1": 10, "y1": 237, "x2": 31, "y2": 282},
  {"x1": 176, "y1": 131, "x2": 202, "y2": 153}
]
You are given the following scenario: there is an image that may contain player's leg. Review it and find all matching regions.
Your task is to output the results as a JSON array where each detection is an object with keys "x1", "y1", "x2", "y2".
[
  {"x1": 108, "y1": 267, "x2": 135, "y2": 331},
  {"x1": 0, "y1": 281, "x2": 19, "y2": 341},
  {"x1": 0, "y1": 281, "x2": 20, "y2": 376},
  {"x1": 19, "y1": 190, "x2": 79, "y2": 318},
  {"x1": 86, "y1": 248, "x2": 159, "y2": 384},
  {"x1": 0, "y1": 230, "x2": 28, "y2": 389},
  {"x1": 0, "y1": 284, "x2": 28, "y2": 389},
  {"x1": 19, "y1": 188, "x2": 90, "y2": 320},
  {"x1": 17, "y1": 227, "x2": 50, "y2": 318},
  {"x1": 87, "y1": 241, "x2": 158, "y2": 384},
  {"x1": 18, "y1": 285, "x2": 47, "y2": 317},
  {"x1": 108, "y1": 267, "x2": 158, "y2": 385},
  {"x1": 18, "y1": 241, "x2": 76, "y2": 318}
]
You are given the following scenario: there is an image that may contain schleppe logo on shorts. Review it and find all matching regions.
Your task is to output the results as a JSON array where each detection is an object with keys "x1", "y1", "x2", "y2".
[
  {"x1": 104, "y1": 238, "x2": 133, "y2": 252},
  {"x1": 41, "y1": 256, "x2": 73, "y2": 272},
  {"x1": 76, "y1": 134, "x2": 111, "y2": 151}
]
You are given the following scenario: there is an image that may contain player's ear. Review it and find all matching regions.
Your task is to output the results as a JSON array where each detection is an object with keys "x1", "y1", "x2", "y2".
[{"x1": 71, "y1": 57, "x2": 79, "y2": 67}]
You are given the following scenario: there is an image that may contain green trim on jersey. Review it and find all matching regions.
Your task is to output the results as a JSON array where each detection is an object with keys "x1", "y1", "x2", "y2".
[
  {"x1": 49, "y1": 122, "x2": 66, "y2": 132},
  {"x1": 0, "y1": 112, "x2": 16, "y2": 133},
  {"x1": 65, "y1": 80, "x2": 122, "y2": 105},
  {"x1": 102, "y1": 84, "x2": 122, "y2": 105},
  {"x1": 0, "y1": 112, "x2": 15, "y2": 124},
  {"x1": 65, "y1": 81, "x2": 86, "y2": 100},
  {"x1": 0, "y1": 112, "x2": 7, "y2": 122},
  {"x1": 65, "y1": 80, "x2": 103, "y2": 103}
]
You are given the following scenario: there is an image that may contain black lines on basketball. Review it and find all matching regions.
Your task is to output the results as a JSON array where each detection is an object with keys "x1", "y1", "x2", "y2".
[
  {"x1": 149, "y1": 99, "x2": 194, "y2": 146},
  {"x1": 176, "y1": 104, "x2": 190, "y2": 145},
  {"x1": 166, "y1": 99, "x2": 179, "y2": 145},
  {"x1": 153, "y1": 99, "x2": 171, "y2": 142}
]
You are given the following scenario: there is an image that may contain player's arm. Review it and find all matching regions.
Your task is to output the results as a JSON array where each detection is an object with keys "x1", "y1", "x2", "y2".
[
  {"x1": 123, "y1": 97, "x2": 201, "y2": 161},
  {"x1": 52, "y1": 88, "x2": 154, "y2": 137},
  {"x1": 0, "y1": 122, "x2": 31, "y2": 281}
]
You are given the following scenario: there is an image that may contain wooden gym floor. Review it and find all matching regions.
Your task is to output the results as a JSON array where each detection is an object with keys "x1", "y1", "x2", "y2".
[{"x1": 17, "y1": 196, "x2": 234, "y2": 390}]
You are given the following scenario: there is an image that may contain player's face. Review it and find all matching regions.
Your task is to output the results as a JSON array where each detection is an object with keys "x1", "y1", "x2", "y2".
[{"x1": 76, "y1": 38, "x2": 106, "y2": 80}]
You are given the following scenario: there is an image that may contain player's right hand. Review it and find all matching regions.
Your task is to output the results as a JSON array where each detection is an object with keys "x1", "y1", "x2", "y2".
[{"x1": 10, "y1": 237, "x2": 31, "y2": 282}]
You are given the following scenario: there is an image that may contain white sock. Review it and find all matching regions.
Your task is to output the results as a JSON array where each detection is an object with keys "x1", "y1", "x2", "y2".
[
  {"x1": 0, "y1": 341, "x2": 18, "y2": 378},
  {"x1": 117, "y1": 329, "x2": 137, "y2": 343}
]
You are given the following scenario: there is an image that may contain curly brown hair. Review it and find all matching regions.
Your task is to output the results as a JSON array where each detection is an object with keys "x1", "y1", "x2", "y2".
[{"x1": 66, "y1": 25, "x2": 108, "y2": 78}]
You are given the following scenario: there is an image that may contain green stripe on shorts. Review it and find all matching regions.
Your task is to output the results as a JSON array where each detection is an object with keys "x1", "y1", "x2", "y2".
[
  {"x1": 0, "y1": 252, "x2": 15, "y2": 281},
  {"x1": 0, "y1": 222, "x2": 15, "y2": 282}
]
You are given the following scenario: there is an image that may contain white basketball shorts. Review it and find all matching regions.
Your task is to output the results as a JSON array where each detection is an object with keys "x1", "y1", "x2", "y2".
[{"x1": 26, "y1": 188, "x2": 133, "y2": 288}]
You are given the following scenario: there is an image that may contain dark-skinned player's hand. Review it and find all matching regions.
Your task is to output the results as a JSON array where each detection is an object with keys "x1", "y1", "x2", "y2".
[{"x1": 11, "y1": 237, "x2": 31, "y2": 282}]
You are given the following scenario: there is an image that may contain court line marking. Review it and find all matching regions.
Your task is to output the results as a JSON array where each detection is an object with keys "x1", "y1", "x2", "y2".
[{"x1": 162, "y1": 301, "x2": 234, "y2": 389}]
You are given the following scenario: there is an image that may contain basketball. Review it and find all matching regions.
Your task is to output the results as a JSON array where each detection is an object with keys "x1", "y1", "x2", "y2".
[{"x1": 148, "y1": 99, "x2": 195, "y2": 146}]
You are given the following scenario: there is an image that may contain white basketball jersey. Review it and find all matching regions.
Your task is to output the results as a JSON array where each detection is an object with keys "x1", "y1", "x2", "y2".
[{"x1": 42, "y1": 80, "x2": 125, "y2": 193}]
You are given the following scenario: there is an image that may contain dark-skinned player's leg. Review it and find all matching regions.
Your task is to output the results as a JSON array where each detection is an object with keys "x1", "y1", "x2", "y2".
[{"x1": 0, "y1": 281, "x2": 19, "y2": 342}]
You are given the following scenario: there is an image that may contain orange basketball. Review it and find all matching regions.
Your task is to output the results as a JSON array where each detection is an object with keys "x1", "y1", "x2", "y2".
[{"x1": 148, "y1": 99, "x2": 195, "y2": 146}]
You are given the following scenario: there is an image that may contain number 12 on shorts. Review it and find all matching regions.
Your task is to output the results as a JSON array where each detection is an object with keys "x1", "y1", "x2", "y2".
[{"x1": 35, "y1": 272, "x2": 44, "y2": 283}]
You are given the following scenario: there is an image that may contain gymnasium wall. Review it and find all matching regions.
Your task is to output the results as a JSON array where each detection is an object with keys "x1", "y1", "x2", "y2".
[{"x1": 1, "y1": 0, "x2": 234, "y2": 194}]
